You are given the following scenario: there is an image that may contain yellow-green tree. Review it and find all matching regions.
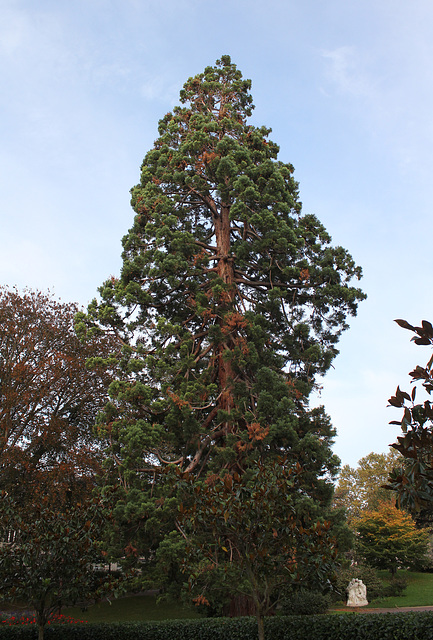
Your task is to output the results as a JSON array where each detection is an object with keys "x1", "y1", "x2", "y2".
[
  {"x1": 355, "y1": 502, "x2": 429, "y2": 575},
  {"x1": 334, "y1": 450, "x2": 401, "y2": 523}
]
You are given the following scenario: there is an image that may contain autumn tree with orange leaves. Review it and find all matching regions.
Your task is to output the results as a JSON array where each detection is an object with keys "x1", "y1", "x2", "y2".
[
  {"x1": 0, "y1": 287, "x2": 116, "y2": 507},
  {"x1": 355, "y1": 501, "x2": 429, "y2": 576},
  {"x1": 80, "y1": 56, "x2": 364, "y2": 609}
]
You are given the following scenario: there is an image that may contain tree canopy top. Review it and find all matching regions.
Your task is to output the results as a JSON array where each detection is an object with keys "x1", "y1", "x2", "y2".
[{"x1": 87, "y1": 55, "x2": 365, "y2": 480}]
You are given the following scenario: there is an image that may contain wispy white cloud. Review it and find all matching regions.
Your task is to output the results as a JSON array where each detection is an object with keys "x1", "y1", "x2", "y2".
[
  {"x1": 321, "y1": 46, "x2": 377, "y2": 100},
  {"x1": 140, "y1": 74, "x2": 181, "y2": 105},
  {"x1": 319, "y1": 35, "x2": 433, "y2": 183},
  {"x1": 0, "y1": 6, "x2": 30, "y2": 56}
]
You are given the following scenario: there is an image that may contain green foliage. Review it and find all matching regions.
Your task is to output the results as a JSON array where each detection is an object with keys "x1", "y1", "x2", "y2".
[
  {"x1": 382, "y1": 574, "x2": 408, "y2": 597},
  {"x1": 176, "y1": 455, "x2": 344, "y2": 640},
  {"x1": 386, "y1": 319, "x2": 433, "y2": 526},
  {"x1": 82, "y1": 55, "x2": 364, "y2": 622},
  {"x1": 355, "y1": 502, "x2": 430, "y2": 575},
  {"x1": 333, "y1": 564, "x2": 388, "y2": 601},
  {"x1": 278, "y1": 590, "x2": 330, "y2": 616},
  {"x1": 176, "y1": 458, "x2": 339, "y2": 617},
  {"x1": 65, "y1": 594, "x2": 201, "y2": 623},
  {"x1": 334, "y1": 450, "x2": 401, "y2": 523},
  {"x1": 86, "y1": 53, "x2": 364, "y2": 474},
  {"x1": 3, "y1": 614, "x2": 433, "y2": 640},
  {"x1": 0, "y1": 493, "x2": 123, "y2": 640}
]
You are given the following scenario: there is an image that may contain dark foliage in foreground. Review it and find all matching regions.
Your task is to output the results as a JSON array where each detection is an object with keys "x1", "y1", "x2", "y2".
[{"x1": 2, "y1": 613, "x2": 433, "y2": 640}]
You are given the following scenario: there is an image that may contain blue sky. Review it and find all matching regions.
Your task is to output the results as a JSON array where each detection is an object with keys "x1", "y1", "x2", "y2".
[{"x1": 1, "y1": 0, "x2": 433, "y2": 468}]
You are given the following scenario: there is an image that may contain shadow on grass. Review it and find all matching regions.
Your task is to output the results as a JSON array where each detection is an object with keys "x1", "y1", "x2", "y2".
[{"x1": 63, "y1": 594, "x2": 203, "y2": 623}]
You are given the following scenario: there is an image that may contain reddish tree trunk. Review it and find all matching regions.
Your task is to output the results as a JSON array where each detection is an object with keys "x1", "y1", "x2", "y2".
[
  {"x1": 225, "y1": 594, "x2": 257, "y2": 617},
  {"x1": 214, "y1": 204, "x2": 236, "y2": 429}
]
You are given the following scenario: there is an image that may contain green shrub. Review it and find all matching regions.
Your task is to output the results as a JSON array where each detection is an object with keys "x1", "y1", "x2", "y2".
[
  {"x1": 382, "y1": 574, "x2": 408, "y2": 597},
  {"x1": 334, "y1": 563, "x2": 385, "y2": 601},
  {"x1": 2, "y1": 613, "x2": 433, "y2": 640},
  {"x1": 279, "y1": 590, "x2": 330, "y2": 615}
]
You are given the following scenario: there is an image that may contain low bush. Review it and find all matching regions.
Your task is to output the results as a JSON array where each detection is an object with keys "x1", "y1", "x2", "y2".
[
  {"x1": 1, "y1": 613, "x2": 433, "y2": 640},
  {"x1": 279, "y1": 590, "x2": 330, "y2": 615},
  {"x1": 382, "y1": 574, "x2": 408, "y2": 597},
  {"x1": 334, "y1": 563, "x2": 385, "y2": 601}
]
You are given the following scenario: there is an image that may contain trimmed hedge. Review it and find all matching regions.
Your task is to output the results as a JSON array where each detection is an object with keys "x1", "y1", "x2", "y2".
[{"x1": 2, "y1": 613, "x2": 433, "y2": 640}]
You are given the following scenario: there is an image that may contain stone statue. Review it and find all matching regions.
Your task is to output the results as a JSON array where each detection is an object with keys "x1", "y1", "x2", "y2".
[{"x1": 346, "y1": 578, "x2": 368, "y2": 607}]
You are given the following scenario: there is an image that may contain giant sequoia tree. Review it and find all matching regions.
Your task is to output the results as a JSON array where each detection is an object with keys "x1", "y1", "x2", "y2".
[{"x1": 82, "y1": 56, "x2": 365, "y2": 594}]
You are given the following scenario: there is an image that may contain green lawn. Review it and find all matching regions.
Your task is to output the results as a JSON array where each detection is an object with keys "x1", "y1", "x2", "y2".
[
  {"x1": 330, "y1": 570, "x2": 433, "y2": 610},
  {"x1": 64, "y1": 594, "x2": 203, "y2": 623},
  {"x1": 64, "y1": 571, "x2": 433, "y2": 621},
  {"x1": 364, "y1": 570, "x2": 433, "y2": 608},
  {"x1": 6, "y1": 571, "x2": 433, "y2": 623}
]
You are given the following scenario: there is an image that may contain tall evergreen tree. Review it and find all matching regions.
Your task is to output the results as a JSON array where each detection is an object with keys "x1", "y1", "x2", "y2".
[{"x1": 80, "y1": 56, "x2": 365, "y2": 587}]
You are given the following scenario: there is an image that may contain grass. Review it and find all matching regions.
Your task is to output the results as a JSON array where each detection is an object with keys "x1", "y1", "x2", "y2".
[
  {"x1": 5, "y1": 571, "x2": 433, "y2": 623},
  {"x1": 364, "y1": 570, "x2": 433, "y2": 608},
  {"x1": 330, "y1": 570, "x2": 433, "y2": 610},
  {"x1": 64, "y1": 571, "x2": 433, "y2": 621},
  {"x1": 63, "y1": 594, "x2": 203, "y2": 623}
]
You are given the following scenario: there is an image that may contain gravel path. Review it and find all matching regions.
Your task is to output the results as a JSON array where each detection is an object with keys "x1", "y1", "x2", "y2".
[{"x1": 334, "y1": 606, "x2": 433, "y2": 614}]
